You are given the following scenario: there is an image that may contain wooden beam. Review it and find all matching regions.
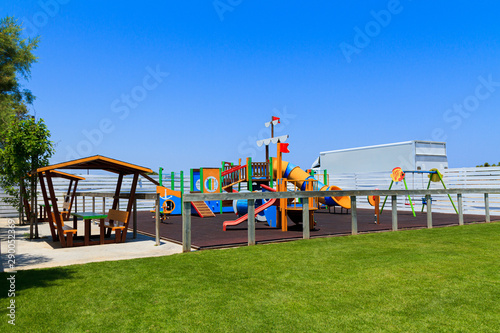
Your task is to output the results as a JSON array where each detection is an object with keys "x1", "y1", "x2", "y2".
[
  {"x1": 351, "y1": 196, "x2": 357, "y2": 235},
  {"x1": 458, "y1": 193, "x2": 464, "y2": 226},
  {"x1": 248, "y1": 199, "x2": 255, "y2": 246},
  {"x1": 391, "y1": 195, "x2": 398, "y2": 231},
  {"x1": 122, "y1": 171, "x2": 139, "y2": 242},
  {"x1": 46, "y1": 171, "x2": 66, "y2": 247},
  {"x1": 302, "y1": 196, "x2": 310, "y2": 239},
  {"x1": 155, "y1": 193, "x2": 160, "y2": 246},
  {"x1": 38, "y1": 172, "x2": 57, "y2": 242},
  {"x1": 485, "y1": 193, "x2": 490, "y2": 223},
  {"x1": 182, "y1": 201, "x2": 192, "y2": 252},
  {"x1": 141, "y1": 172, "x2": 160, "y2": 186},
  {"x1": 426, "y1": 194, "x2": 432, "y2": 229}
]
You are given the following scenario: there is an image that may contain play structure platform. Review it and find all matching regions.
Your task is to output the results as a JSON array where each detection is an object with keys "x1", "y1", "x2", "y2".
[{"x1": 133, "y1": 209, "x2": 498, "y2": 250}]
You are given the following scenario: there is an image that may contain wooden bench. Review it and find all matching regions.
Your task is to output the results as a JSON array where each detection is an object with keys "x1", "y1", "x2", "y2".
[
  {"x1": 102, "y1": 209, "x2": 128, "y2": 243},
  {"x1": 50, "y1": 212, "x2": 78, "y2": 247}
]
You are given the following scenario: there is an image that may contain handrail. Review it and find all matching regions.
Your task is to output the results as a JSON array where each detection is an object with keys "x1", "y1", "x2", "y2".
[
  {"x1": 180, "y1": 187, "x2": 500, "y2": 252},
  {"x1": 183, "y1": 188, "x2": 500, "y2": 201},
  {"x1": 221, "y1": 164, "x2": 246, "y2": 176}
]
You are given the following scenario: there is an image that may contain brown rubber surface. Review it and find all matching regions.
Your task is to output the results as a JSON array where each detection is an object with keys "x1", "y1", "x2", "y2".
[{"x1": 134, "y1": 208, "x2": 499, "y2": 250}]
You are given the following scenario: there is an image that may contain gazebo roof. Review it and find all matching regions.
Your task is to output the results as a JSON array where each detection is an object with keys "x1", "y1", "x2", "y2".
[
  {"x1": 37, "y1": 155, "x2": 153, "y2": 175},
  {"x1": 34, "y1": 170, "x2": 86, "y2": 181}
]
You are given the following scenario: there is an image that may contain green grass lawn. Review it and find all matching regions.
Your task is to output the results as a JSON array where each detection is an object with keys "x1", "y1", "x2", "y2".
[{"x1": 2, "y1": 222, "x2": 500, "y2": 332}]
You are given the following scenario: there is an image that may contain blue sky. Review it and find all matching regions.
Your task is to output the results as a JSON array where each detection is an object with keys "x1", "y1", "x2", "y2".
[{"x1": 4, "y1": 1, "x2": 500, "y2": 173}]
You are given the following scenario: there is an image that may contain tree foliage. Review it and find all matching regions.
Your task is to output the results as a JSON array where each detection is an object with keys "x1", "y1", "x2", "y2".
[
  {"x1": 0, "y1": 117, "x2": 54, "y2": 210},
  {"x1": 476, "y1": 162, "x2": 499, "y2": 167},
  {"x1": 0, "y1": 16, "x2": 39, "y2": 137}
]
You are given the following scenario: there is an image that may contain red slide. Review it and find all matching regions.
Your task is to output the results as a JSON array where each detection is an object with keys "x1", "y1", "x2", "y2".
[{"x1": 223, "y1": 185, "x2": 276, "y2": 231}]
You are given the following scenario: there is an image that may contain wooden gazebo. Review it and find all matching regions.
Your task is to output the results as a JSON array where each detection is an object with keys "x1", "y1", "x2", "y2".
[
  {"x1": 37, "y1": 155, "x2": 153, "y2": 247},
  {"x1": 23, "y1": 171, "x2": 85, "y2": 224}
]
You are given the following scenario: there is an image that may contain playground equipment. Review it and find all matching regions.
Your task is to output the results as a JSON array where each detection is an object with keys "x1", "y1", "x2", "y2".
[
  {"x1": 381, "y1": 167, "x2": 458, "y2": 216},
  {"x1": 272, "y1": 158, "x2": 351, "y2": 210},
  {"x1": 223, "y1": 184, "x2": 277, "y2": 230},
  {"x1": 367, "y1": 192, "x2": 381, "y2": 224},
  {"x1": 152, "y1": 186, "x2": 182, "y2": 222}
]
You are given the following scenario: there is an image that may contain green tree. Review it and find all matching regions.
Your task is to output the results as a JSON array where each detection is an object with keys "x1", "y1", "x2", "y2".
[
  {"x1": 0, "y1": 117, "x2": 54, "y2": 236},
  {"x1": 0, "y1": 16, "x2": 39, "y2": 138}
]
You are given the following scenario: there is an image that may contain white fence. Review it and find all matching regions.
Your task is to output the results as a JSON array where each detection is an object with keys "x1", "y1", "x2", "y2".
[{"x1": 1, "y1": 167, "x2": 500, "y2": 218}]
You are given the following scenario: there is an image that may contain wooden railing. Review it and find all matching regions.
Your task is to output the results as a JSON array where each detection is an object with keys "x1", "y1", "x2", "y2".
[
  {"x1": 251, "y1": 162, "x2": 269, "y2": 178},
  {"x1": 221, "y1": 165, "x2": 247, "y2": 189},
  {"x1": 180, "y1": 188, "x2": 500, "y2": 252}
]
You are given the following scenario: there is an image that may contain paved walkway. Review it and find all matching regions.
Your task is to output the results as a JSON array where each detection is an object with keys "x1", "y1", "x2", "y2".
[{"x1": 0, "y1": 218, "x2": 184, "y2": 272}]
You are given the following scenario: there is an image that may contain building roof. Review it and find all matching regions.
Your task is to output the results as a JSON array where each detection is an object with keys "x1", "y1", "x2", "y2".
[{"x1": 319, "y1": 140, "x2": 446, "y2": 155}]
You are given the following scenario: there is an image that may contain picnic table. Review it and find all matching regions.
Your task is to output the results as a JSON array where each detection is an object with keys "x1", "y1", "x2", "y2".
[{"x1": 72, "y1": 212, "x2": 108, "y2": 246}]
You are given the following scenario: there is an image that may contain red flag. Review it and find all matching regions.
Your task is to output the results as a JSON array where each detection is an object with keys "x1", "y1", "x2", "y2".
[
  {"x1": 279, "y1": 143, "x2": 290, "y2": 153},
  {"x1": 272, "y1": 116, "x2": 280, "y2": 123}
]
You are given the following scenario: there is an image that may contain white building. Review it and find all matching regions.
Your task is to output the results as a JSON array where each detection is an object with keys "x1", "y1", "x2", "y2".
[{"x1": 311, "y1": 141, "x2": 448, "y2": 174}]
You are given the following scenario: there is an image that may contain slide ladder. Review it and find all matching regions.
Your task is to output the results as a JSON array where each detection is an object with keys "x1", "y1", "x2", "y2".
[{"x1": 192, "y1": 201, "x2": 215, "y2": 218}]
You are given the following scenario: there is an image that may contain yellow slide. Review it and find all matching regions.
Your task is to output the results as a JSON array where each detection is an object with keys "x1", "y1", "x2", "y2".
[{"x1": 272, "y1": 158, "x2": 351, "y2": 209}]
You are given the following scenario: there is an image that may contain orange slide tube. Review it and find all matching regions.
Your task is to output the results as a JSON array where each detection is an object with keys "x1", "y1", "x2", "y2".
[{"x1": 272, "y1": 158, "x2": 351, "y2": 209}]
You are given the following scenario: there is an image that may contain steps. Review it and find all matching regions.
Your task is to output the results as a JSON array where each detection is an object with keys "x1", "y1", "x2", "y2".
[{"x1": 191, "y1": 201, "x2": 215, "y2": 218}]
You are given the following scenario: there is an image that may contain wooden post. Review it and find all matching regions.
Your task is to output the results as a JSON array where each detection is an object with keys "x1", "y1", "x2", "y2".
[
  {"x1": 46, "y1": 171, "x2": 66, "y2": 246},
  {"x1": 111, "y1": 172, "x2": 124, "y2": 210},
  {"x1": 182, "y1": 201, "x2": 192, "y2": 252},
  {"x1": 248, "y1": 199, "x2": 255, "y2": 246},
  {"x1": 133, "y1": 198, "x2": 137, "y2": 239},
  {"x1": 82, "y1": 196, "x2": 85, "y2": 213},
  {"x1": 102, "y1": 197, "x2": 105, "y2": 214},
  {"x1": 484, "y1": 193, "x2": 490, "y2": 223},
  {"x1": 280, "y1": 179, "x2": 288, "y2": 231},
  {"x1": 391, "y1": 195, "x2": 398, "y2": 231},
  {"x1": 426, "y1": 194, "x2": 432, "y2": 229},
  {"x1": 302, "y1": 196, "x2": 310, "y2": 239},
  {"x1": 351, "y1": 196, "x2": 357, "y2": 235},
  {"x1": 458, "y1": 193, "x2": 464, "y2": 226},
  {"x1": 92, "y1": 196, "x2": 95, "y2": 213},
  {"x1": 155, "y1": 193, "x2": 160, "y2": 246}
]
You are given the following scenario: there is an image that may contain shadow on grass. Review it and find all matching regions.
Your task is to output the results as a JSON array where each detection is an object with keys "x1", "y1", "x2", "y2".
[{"x1": 0, "y1": 266, "x2": 77, "y2": 300}]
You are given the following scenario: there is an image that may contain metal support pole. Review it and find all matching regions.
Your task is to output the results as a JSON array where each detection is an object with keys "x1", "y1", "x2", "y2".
[
  {"x1": 247, "y1": 199, "x2": 255, "y2": 246},
  {"x1": 351, "y1": 196, "x2": 357, "y2": 235},
  {"x1": 302, "y1": 197, "x2": 310, "y2": 239},
  {"x1": 155, "y1": 193, "x2": 160, "y2": 245},
  {"x1": 426, "y1": 194, "x2": 432, "y2": 229},
  {"x1": 380, "y1": 180, "x2": 394, "y2": 214},
  {"x1": 458, "y1": 193, "x2": 464, "y2": 226},
  {"x1": 182, "y1": 201, "x2": 192, "y2": 252},
  {"x1": 391, "y1": 195, "x2": 398, "y2": 231},
  {"x1": 133, "y1": 198, "x2": 137, "y2": 239},
  {"x1": 484, "y1": 193, "x2": 490, "y2": 223}
]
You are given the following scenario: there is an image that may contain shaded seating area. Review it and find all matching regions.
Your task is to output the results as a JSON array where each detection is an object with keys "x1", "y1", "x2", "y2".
[
  {"x1": 22, "y1": 170, "x2": 84, "y2": 223},
  {"x1": 36, "y1": 155, "x2": 154, "y2": 247}
]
